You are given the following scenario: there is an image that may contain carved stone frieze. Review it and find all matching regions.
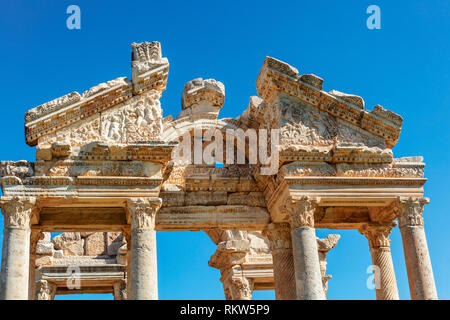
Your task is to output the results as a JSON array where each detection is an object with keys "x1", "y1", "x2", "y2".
[
  {"x1": 0, "y1": 160, "x2": 34, "y2": 179},
  {"x1": 101, "y1": 90, "x2": 163, "y2": 143},
  {"x1": 254, "y1": 56, "x2": 402, "y2": 148}
]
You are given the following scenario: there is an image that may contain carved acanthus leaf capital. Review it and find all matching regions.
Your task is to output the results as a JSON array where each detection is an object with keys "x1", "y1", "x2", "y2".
[
  {"x1": 262, "y1": 223, "x2": 292, "y2": 250},
  {"x1": 285, "y1": 196, "x2": 319, "y2": 229},
  {"x1": 394, "y1": 197, "x2": 429, "y2": 228},
  {"x1": 229, "y1": 275, "x2": 253, "y2": 300},
  {"x1": 127, "y1": 198, "x2": 162, "y2": 229},
  {"x1": 0, "y1": 196, "x2": 36, "y2": 229},
  {"x1": 359, "y1": 222, "x2": 397, "y2": 248},
  {"x1": 35, "y1": 280, "x2": 56, "y2": 300}
]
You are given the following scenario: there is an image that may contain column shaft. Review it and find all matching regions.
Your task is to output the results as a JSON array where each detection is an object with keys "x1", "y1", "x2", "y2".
[
  {"x1": 127, "y1": 198, "x2": 161, "y2": 300},
  {"x1": 291, "y1": 226, "x2": 324, "y2": 299},
  {"x1": 359, "y1": 222, "x2": 399, "y2": 300},
  {"x1": 1, "y1": 228, "x2": 31, "y2": 299},
  {"x1": 287, "y1": 197, "x2": 324, "y2": 300},
  {"x1": 263, "y1": 223, "x2": 296, "y2": 300},
  {"x1": 370, "y1": 246, "x2": 399, "y2": 299},
  {"x1": 0, "y1": 197, "x2": 36, "y2": 300},
  {"x1": 129, "y1": 228, "x2": 158, "y2": 299},
  {"x1": 396, "y1": 197, "x2": 437, "y2": 300}
]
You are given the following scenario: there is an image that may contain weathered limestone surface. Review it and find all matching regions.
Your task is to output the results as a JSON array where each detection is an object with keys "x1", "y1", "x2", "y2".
[
  {"x1": 263, "y1": 223, "x2": 297, "y2": 300},
  {"x1": 359, "y1": 222, "x2": 399, "y2": 300},
  {"x1": 32, "y1": 231, "x2": 125, "y2": 299},
  {"x1": 127, "y1": 198, "x2": 161, "y2": 300},
  {"x1": 0, "y1": 197, "x2": 35, "y2": 300},
  {"x1": 286, "y1": 197, "x2": 324, "y2": 300},
  {"x1": 207, "y1": 227, "x2": 339, "y2": 300},
  {"x1": 0, "y1": 40, "x2": 437, "y2": 300},
  {"x1": 395, "y1": 197, "x2": 438, "y2": 300}
]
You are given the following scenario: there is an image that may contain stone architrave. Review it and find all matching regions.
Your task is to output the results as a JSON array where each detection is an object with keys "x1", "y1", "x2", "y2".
[
  {"x1": 394, "y1": 197, "x2": 437, "y2": 300},
  {"x1": 359, "y1": 222, "x2": 399, "y2": 300},
  {"x1": 286, "y1": 196, "x2": 324, "y2": 300},
  {"x1": 127, "y1": 198, "x2": 162, "y2": 300}
]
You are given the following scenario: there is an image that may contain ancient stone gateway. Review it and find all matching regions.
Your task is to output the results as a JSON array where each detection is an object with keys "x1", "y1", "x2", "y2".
[{"x1": 0, "y1": 41, "x2": 437, "y2": 300}]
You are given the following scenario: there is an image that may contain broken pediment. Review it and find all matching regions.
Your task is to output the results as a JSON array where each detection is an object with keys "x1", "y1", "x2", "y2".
[
  {"x1": 24, "y1": 41, "x2": 410, "y2": 172},
  {"x1": 253, "y1": 56, "x2": 403, "y2": 150},
  {"x1": 25, "y1": 41, "x2": 169, "y2": 148}
]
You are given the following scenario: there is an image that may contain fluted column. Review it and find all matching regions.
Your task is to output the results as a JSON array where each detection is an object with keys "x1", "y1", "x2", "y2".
[
  {"x1": 127, "y1": 198, "x2": 162, "y2": 300},
  {"x1": 286, "y1": 196, "x2": 324, "y2": 300},
  {"x1": 0, "y1": 196, "x2": 36, "y2": 300},
  {"x1": 29, "y1": 229, "x2": 44, "y2": 300},
  {"x1": 395, "y1": 197, "x2": 438, "y2": 300},
  {"x1": 263, "y1": 223, "x2": 296, "y2": 300},
  {"x1": 359, "y1": 222, "x2": 399, "y2": 300}
]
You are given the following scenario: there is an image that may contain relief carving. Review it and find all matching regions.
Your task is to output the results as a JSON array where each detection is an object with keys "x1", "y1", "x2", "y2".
[
  {"x1": 101, "y1": 90, "x2": 163, "y2": 143},
  {"x1": 278, "y1": 97, "x2": 386, "y2": 150}
]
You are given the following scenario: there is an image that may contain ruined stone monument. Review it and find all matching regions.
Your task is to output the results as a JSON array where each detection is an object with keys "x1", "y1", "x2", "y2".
[{"x1": 0, "y1": 41, "x2": 437, "y2": 300}]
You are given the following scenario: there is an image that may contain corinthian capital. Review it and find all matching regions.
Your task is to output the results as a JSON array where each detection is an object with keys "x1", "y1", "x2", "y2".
[
  {"x1": 285, "y1": 196, "x2": 319, "y2": 228},
  {"x1": 230, "y1": 276, "x2": 253, "y2": 300},
  {"x1": 394, "y1": 197, "x2": 429, "y2": 228},
  {"x1": 262, "y1": 223, "x2": 292, "y2": 250},
  {"x1": 127, "y1": 198, "x2": 162, "y2": 229},
  {"x1": 359, "y1": 222, "x2": 397, "y2": 248},
  {"x1": 0, "y1": 196, "x2": 36, "y2": 229}
]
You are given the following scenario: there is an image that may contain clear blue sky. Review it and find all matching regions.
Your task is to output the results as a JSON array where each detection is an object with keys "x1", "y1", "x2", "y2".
[{"x1": 0, "y1": 0, "x2": 449, "y2": 300}]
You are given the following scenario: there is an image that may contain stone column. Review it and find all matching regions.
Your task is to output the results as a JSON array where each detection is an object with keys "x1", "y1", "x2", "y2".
[
  {"x1": 286, "y1": 196, "x2": 324, "y2": 300},
  {"x1": 29, "y1": 229, "x2": 44, "y2": 300},
  {"x1": 113, "y1": 279, "x2": 128, "y2": 300},
  {"x1": 127, "y1": 198, "x2": 162, "y2": 300},
  {"x1": 359, "y1": 222, "x2": 399, "y2": 300},
  {"x1": 263, "y1": 223, "x2": 297, "y2": 300},
  {"x1": 35, "y1": 279, "x2": 56, "y2": 300},
  {"x1": 0, "y1": 196, "x2": 36, "y2": 300},
  {"x1": 395, "y1": 197, "x2": 438, "y2": 300}
]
